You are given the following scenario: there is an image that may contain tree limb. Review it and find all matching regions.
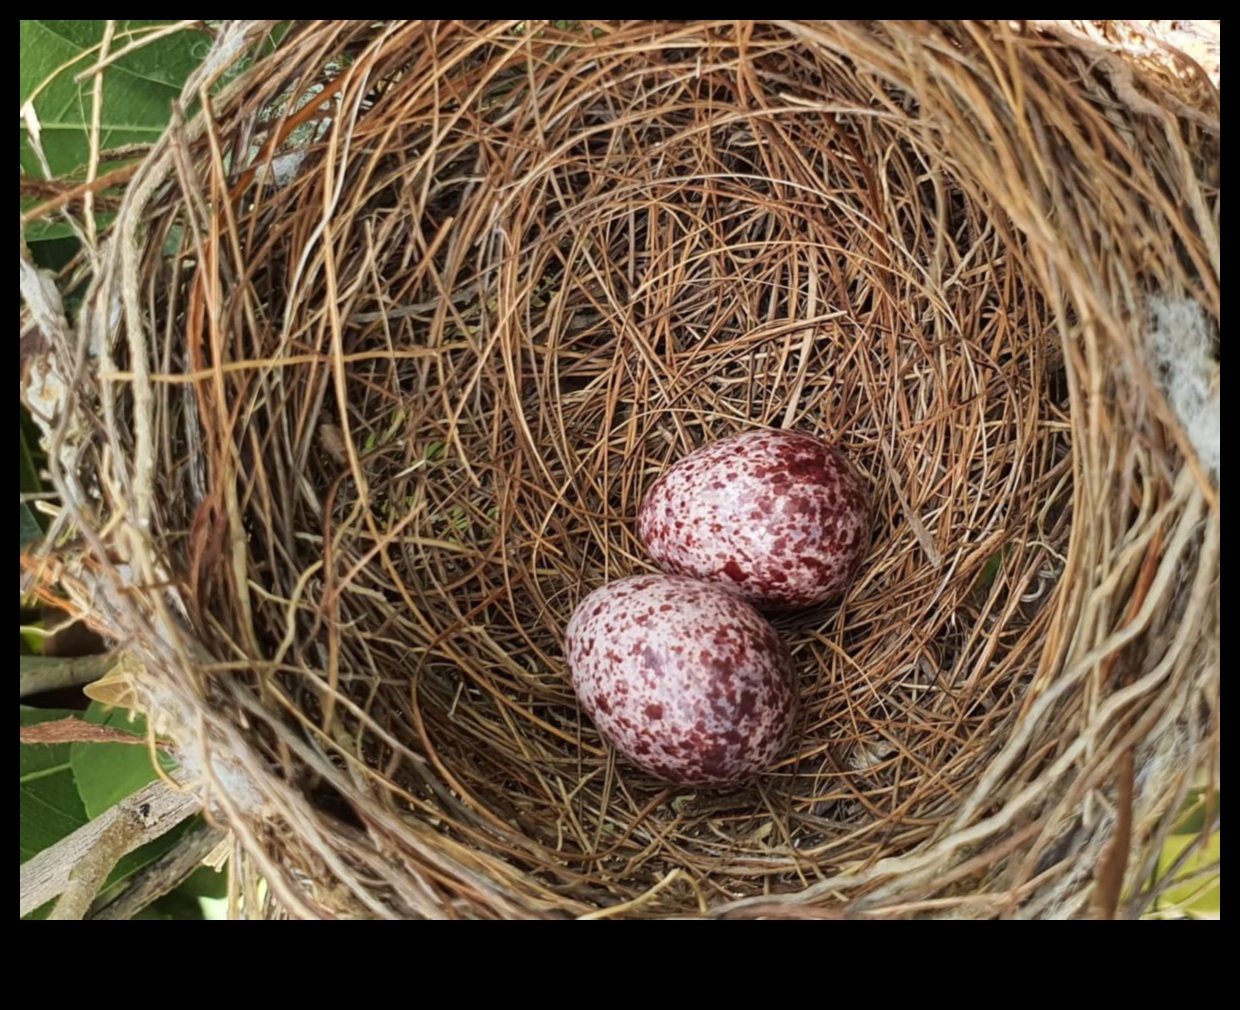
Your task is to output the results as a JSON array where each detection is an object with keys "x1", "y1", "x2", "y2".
[
  {"x1": 20, "y1": 772, "x2": 201, "y2": 918},
  {"x1": 19, "y1": 653, "x2": 115, "y2": 698},
  {"x1": 90, "y1": 821, "x2": 226, "y2": 920},
  {"x1": 49, "y1": 813, "x2": 142, "y2": 920}
]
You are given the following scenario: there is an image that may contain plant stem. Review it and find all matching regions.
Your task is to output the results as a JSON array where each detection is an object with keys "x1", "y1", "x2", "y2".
[
  {"x1": 90, "y1": 822, "x2": 226, "y2": 920},
  {"x1": 20, "y1": 773, "x2": 201, "y2": 918},
  {"x1": 49, "y1": 814, "x2": 141, "y2": 920},
  {"x1": 19, "y1": 653, "x2": 114, "y2": 698}
]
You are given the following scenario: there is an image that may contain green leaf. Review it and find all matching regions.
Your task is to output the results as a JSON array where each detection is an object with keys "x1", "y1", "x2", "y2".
[
  {"x1": 23, "y1": 703, "x2": 197, "y2": 917},
  {"x1": 21, "y1": 505, "x2": 44, "y2": 548},
  {"x1": 20, "y1": 706, "x2": 88, "y2": 864},
  {"x1": 26, "y1": 232, "x2": 86, "y2": 269},
  {"x1": 19, "y1": 414, "x2": 43, "y2": 493},
  {"x1": 972, "y1": 543, "x2": 1015, "y2": 595},
  {"x1": 20, "y1": 624, "x2": 46, "y2": 656},
  {"x1": 1171, "y1": 788, "x2": 1220, "y2": 837},
  {"x1": 19, "y1": 415, "x2": 46, "y2": 547},
  {"x1": 20, "y1": 21, "x2": 208, "y2": 182},
  {"x1": 20, "y1": 22, "x2": 291, "y2": 245},
  {"x1": 71, "y1": 701, "x2": 174, "y2": 819},
  {"x1": 135, "y1": 889, "x2": 206, "y2": 920},
  {"x1": 1157, "y1": 829, "x2": 1221, "y2": 917},
  {"x1": 177, "y1": 862, "x2": 229, "y2": 900}
]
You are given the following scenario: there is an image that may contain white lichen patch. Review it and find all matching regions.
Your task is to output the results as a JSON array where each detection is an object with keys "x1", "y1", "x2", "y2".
[{"x1": 1145, "y1": 295, "x2": 1220, "y2": 478}]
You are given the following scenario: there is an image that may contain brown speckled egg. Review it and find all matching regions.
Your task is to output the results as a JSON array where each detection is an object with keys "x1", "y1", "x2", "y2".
[
  {"x1": 564, "y1": 574, "x2": 797, "y2": 786},
  {"x1": 639, "y1": 429, "x2": 870, "y2": 610}
]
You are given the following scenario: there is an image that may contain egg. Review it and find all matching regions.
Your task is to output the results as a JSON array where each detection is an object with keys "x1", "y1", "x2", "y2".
[
  {"x1": 564, "y1": 574, "x2": 797, "y2": 786},
  {"x1": 638, "y1": 429, "x2": 870, "y2": 609}
]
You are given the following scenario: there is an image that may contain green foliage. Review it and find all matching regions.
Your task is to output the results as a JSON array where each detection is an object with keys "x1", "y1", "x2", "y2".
[
  {"x1": 19, "y1": 707, "x2": 87, "y2": 864},
  {"x1": 20, "y1": 705, "x2": 197, "y2": 918},
  {"x1": 20, "y1": 707, "x2": 88, "y2": 919},
  {"x1": 1156, "y1": 829, "x2": 1221, "y2": 918},
  {"x1": 1147, "y1": 788, "x2": 1221, "y2": 919},
  {"x1": 178, "y1": 863, "x2": 229, "y2": 900},
  {"x1": 19, "y1": 20, "x2": 206, "y2": 180},
  {"x1": 19, "y1": 21, "x2": 212, "y2": 242},
  {"x1": 19, "y1": 416, "x2": 44, "y2": 548},
  {"x1": 134, "y1": 889, "x2": 207, "y2": 919},
  {"x1": 19, "y1": 505, "x2": 43, "y2": 550},
  {"x1": 1172, "y1": 788, "x2": 1220, "y2": 836},
  {"x1": 71, "y1": 702, "x2": 175, "y2": 819},
  {"x1": 972, "y1": 543, "x2": 1015, "y2": 596}
]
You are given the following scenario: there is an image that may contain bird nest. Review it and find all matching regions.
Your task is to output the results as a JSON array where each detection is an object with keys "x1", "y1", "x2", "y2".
[{"x1": 26, "y1": 20, "x2": 1219, "y2": 918}]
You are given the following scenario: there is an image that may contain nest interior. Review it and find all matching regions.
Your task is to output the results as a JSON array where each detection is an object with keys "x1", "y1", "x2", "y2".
[{"x1": 49, "y1": 21, "x2": 1218, "y2": 918}]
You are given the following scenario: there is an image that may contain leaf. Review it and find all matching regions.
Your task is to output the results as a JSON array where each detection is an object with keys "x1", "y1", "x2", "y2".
[
  {"x1": 19, "y1": 419, "x2": 44, "y2": 491},
  {"x1": 26, "y1": 232, "x2": 85, "y2": 270},
  {"x1": 20, "y1": 706, "x2": 87, "y2": 865},
  {"x1": 23, "y1": 703, "x2": 196, "y2": 918},
  {"x1": 972, "y1": 543, "x2": 1015, "y2": 595},
  {"x1": 177, "y1": 863, "x2": 229, "y2": 900},
  {"x1": 1171, "y1": 788, "x2": 1220, "y2": 837},
  {"x1": 19, "y1": 416, "x2": 45, "y2": 547},
  {"x1": 19, "y1": 20, "x2": 209, "y2": 244},
  {"x1": 137, "y1": 889, "x2": 206, "y2": 920},
  {"x1": 20, "y1": 625, "x2": 46, "y2": 656},
  {"x1": 20, "y1": 22, "x2": 290, "y2": 243},
  {"x1": 19, "y1": 21, "x2": 208, "y2": 182},
  {"x1": 71, "y1": 701, "x2": 174, "y2": 820},
  {"x1": 21, "y1": 506, "x2": 44, "y2": 549},
  {"x1": 1156, "y1": 829, "x2": 1221, "y2": 917}
]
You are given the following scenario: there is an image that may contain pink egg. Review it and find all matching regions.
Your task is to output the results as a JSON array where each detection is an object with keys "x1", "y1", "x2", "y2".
[
  {"x1": 565, "y1": 575, "x2": 797, "y2": 786},
  {"x1": 639, "y1": 429, "x2": 870, "y2": 609}
]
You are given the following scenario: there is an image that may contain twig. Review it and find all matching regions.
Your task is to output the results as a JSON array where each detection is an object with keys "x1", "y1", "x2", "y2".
[
  {"x1": 19, "y1": 654, "x2": 115, "y2": 699},
  {"x1": 20, "y1": 773, "x2": 201, "y2": 918},
  {"x1": 1089, "y1": 748, "x2": 1134, "y2": 919},
  {"x1": 19, "y1": 162, "x2": 142, "y2": 224},
  {"x1": 49, "y1": 814, "x2": 142, "y2": 920},
  {"x1": 20, "y1": 717, "x2": 160, "y2": 747},
  {"x1": 90, "y1": 822, "x2": 227, "y2": 920}
]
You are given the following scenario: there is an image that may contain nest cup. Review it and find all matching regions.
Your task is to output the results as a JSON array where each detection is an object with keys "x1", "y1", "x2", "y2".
[{"x1": 52, "y1": 21, "x2": 1218, "y2": 917}]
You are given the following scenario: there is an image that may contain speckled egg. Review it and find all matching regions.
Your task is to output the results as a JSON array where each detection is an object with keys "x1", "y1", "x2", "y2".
[
  {"x1": 564, "y1": 574, "x2": 797, "y2": 786},
  {"x1": 639, "y1": 429, "x2": 870, "y2": 610}
]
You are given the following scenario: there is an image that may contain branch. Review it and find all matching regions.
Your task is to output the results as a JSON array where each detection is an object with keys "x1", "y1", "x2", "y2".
[
  {"x1": 19, "y1": 653, "x2": 115, "y2": 698},
  {"x1": 49, "y1": 813, "x2": 142, "y2": 920},
  {"x1": 20, "y1": 772, "x2": 201, "y2": 918},
  {"x1": 90, "y1": 822, "x2": 226, "y2": 920}
]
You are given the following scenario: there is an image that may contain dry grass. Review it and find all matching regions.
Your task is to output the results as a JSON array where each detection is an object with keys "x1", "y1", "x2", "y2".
[{"x1": 25, "y1": 20, "x2": 1219, "y2": 918}]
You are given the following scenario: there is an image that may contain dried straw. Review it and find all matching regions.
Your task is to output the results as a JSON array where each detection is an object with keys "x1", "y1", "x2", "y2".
[{"x1": 26, "y1": 20, "x2": 1219, "y2": 918}]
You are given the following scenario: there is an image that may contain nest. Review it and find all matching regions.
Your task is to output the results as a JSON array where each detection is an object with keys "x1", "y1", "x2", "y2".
[{"x1": 27, "y1": 21, "x2": 1219, "y2": 918}]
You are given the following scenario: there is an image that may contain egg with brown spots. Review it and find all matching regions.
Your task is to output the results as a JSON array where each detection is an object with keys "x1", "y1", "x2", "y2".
[
  {"x1": 639, "y1": 429, "x2": 871, "y2": 610},
  {"x1": 565, "y1": 575, "x2": 797, "y2": 786}
]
